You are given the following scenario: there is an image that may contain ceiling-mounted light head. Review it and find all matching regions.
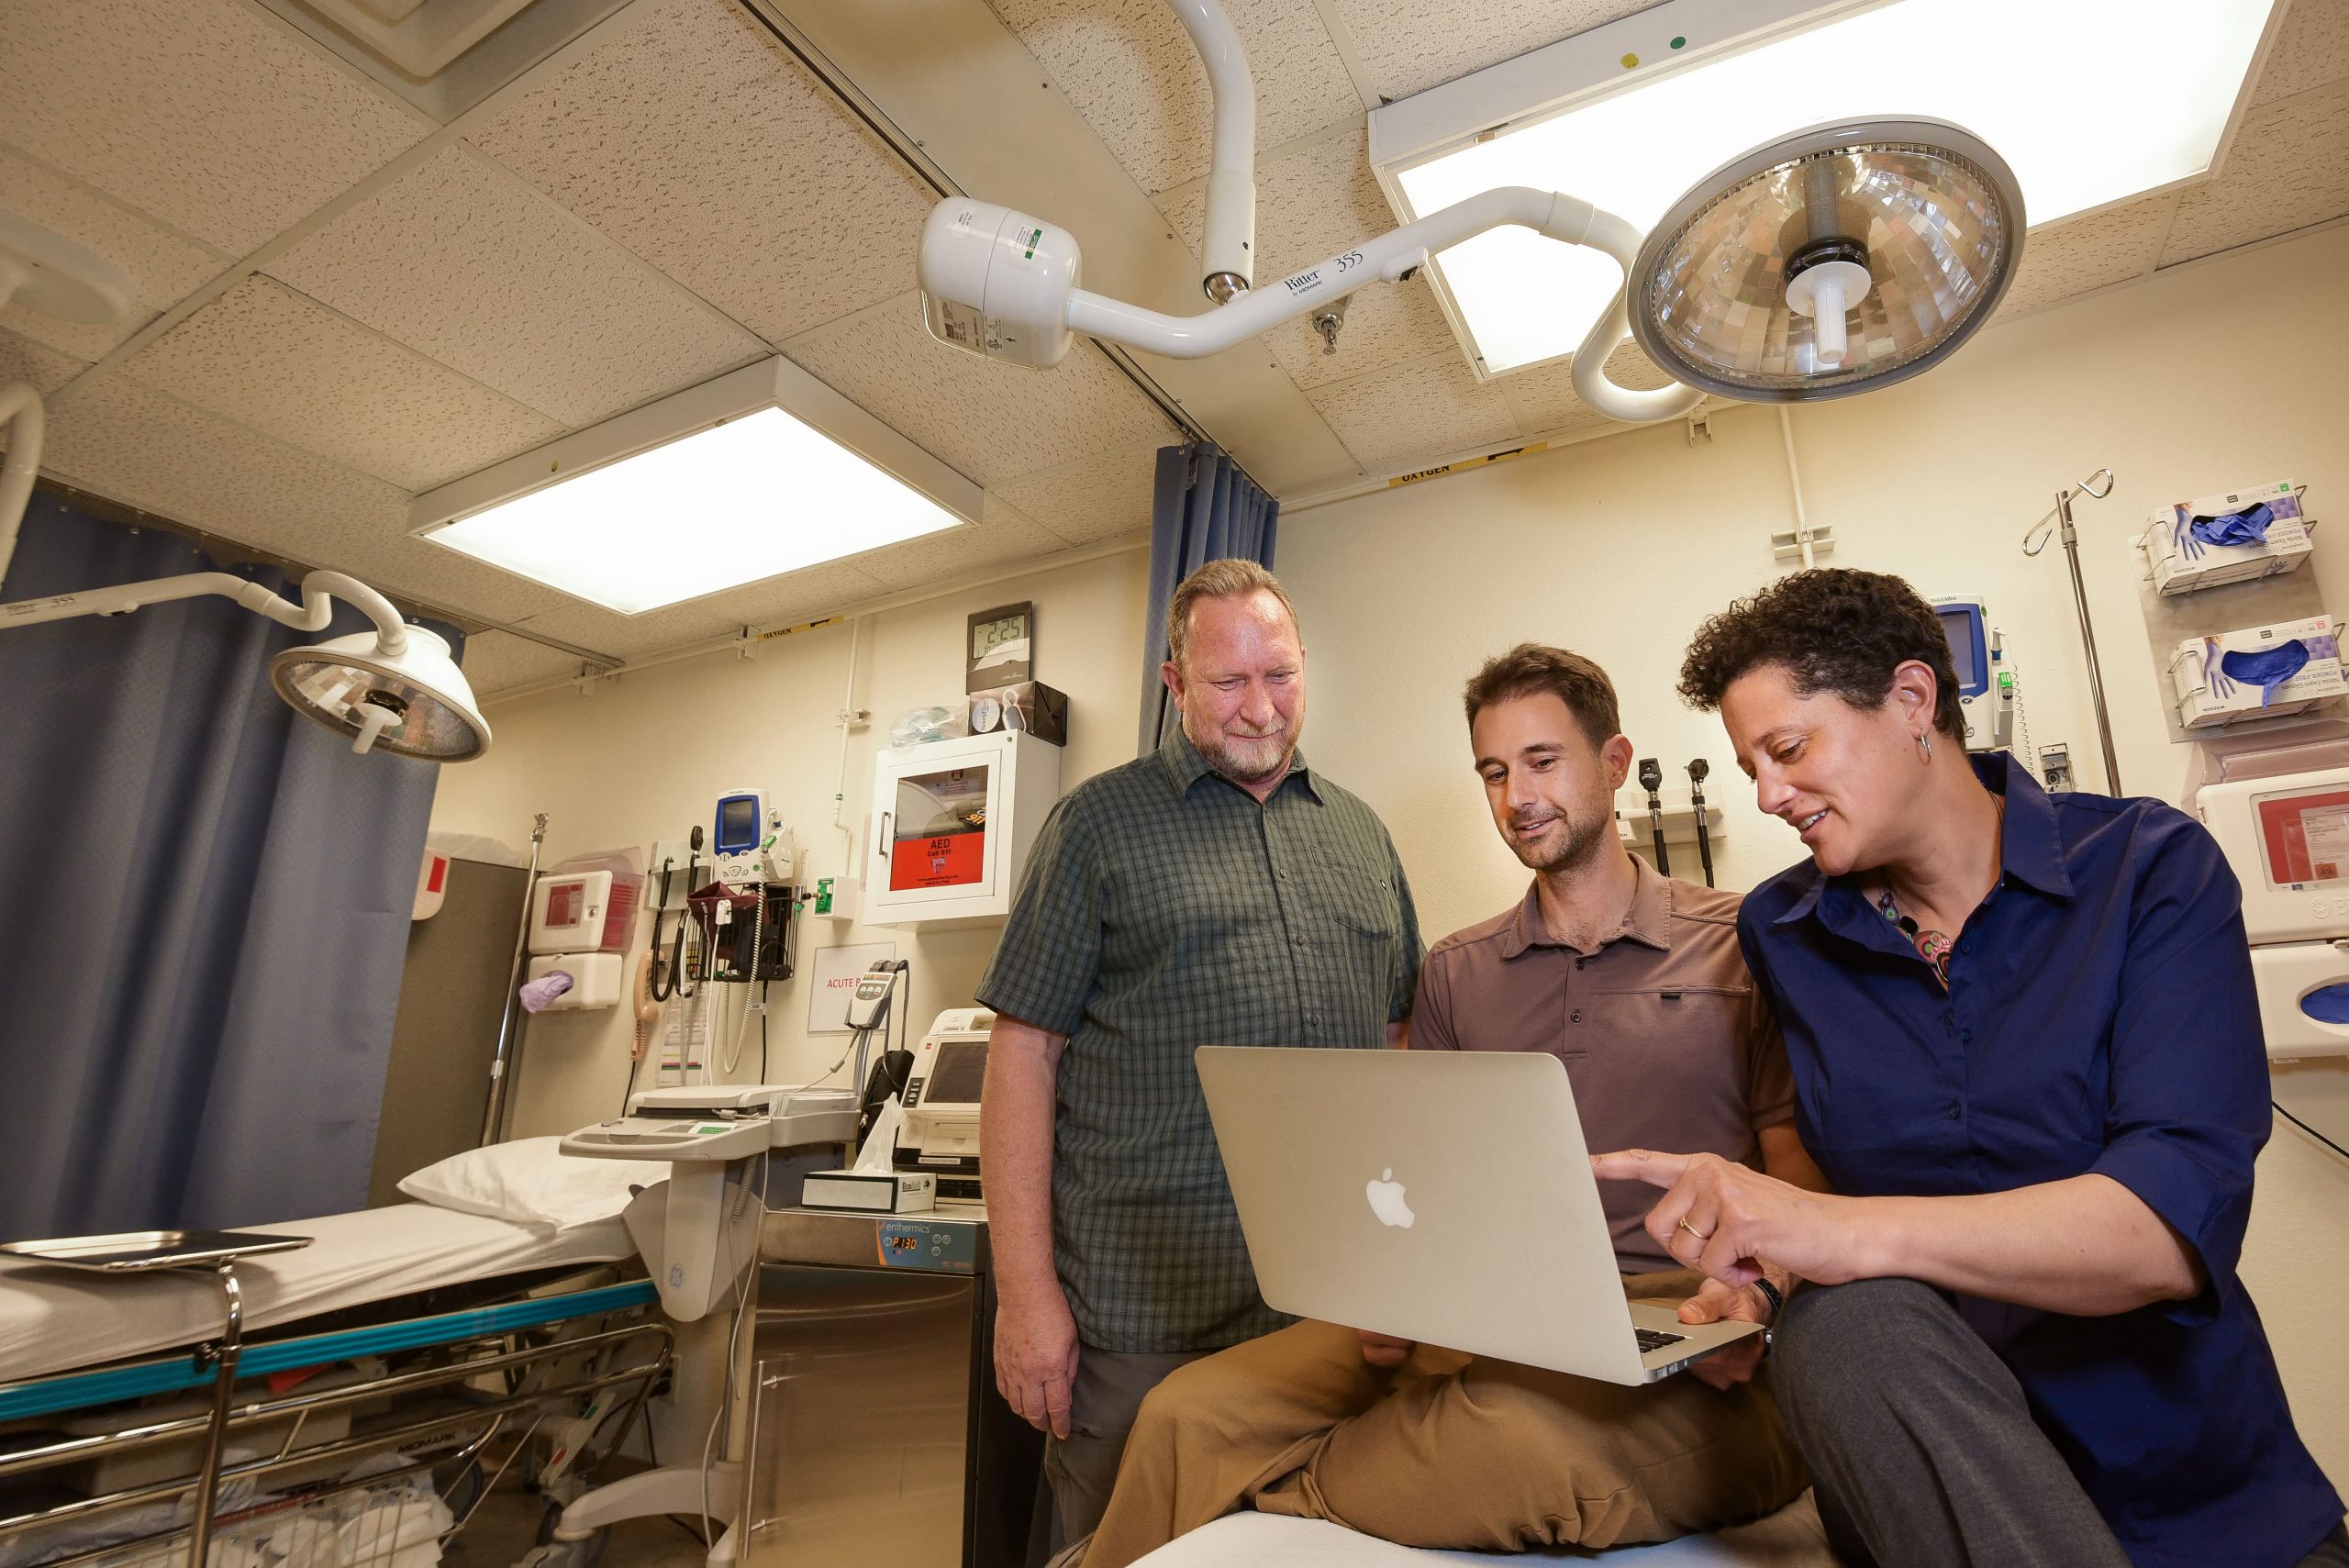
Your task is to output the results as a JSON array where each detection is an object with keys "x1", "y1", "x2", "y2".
[
  {"x1": 272, "y1": 622, "x2": 490, "y2": 762},
  {"x1": 918, "y1": 199, "x2": 1083, "y2": 370},
  {"x1": 0, "y1": 210, "x2": 136, "y2": 326},
  {"x1": 1628, "y1": 118, "x2": 2024, "y2": 404}
]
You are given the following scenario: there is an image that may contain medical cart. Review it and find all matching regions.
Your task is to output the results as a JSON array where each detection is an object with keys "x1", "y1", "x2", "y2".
[{"x1": 746, "y1": 1205, "x2": 1041, "y2": 1567}]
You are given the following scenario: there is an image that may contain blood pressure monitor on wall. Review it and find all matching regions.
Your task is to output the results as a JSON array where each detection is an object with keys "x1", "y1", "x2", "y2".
[
  {"x1": 1931, "y1": 595, "x2": 2015, "y2": 754},
  {"x1": 713, "y1": 786, "x2": 794, "y2": 890}
]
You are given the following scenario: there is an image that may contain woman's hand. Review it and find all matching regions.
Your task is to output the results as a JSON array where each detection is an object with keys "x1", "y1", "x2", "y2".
[
  {"x1": 1675, "y1": 1276, "x2": 1772, "y2": 1392},
  {"x1": 1594, "y1": 1149, "x2": 1867, "y2": 1288},
  {"x1": 1358, "y1": 1329, "x2": 1415, "y2": 1368}
]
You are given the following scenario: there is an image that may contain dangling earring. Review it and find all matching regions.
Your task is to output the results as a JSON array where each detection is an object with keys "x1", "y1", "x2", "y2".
[{"x1": 1917, "y1": 731, "x2": 1934, "y2": 763}]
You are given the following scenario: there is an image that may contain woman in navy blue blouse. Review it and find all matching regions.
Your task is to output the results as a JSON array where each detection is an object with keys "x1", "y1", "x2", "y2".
[{"x1": 1594, "y1": 569, "x2": 2343, "y2": 1568}]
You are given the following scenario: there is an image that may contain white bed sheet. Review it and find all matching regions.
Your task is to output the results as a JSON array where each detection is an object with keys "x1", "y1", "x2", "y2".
[
  {"x1": 0, "y1": 1203, "x2": 637, "y2": 1384},
  {"x1": 1134, "y1": 1495, "x2": 1837, "y2": 1567}
]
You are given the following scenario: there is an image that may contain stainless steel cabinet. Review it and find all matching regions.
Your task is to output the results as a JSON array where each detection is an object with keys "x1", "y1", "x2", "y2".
[{"x1": 747, "y1": 1207, "x2": 1041, "y2": 1567}]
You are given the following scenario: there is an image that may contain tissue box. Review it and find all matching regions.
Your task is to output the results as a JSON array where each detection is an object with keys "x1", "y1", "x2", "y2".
[
  {"x1": 2169, "y1": 615, "x2": 2347, "y2": 729},
  {"x1": 801, "y1": 1169, "x2": 937, "y2": 1213},
  {"x1": 2143, "y1": 479, "x2": 2311, "y2": 595}
]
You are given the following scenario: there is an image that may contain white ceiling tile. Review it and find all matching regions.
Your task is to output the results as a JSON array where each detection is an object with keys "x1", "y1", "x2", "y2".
[
  {"x1": 989, "y1": 0, "x2": 1361, "y2": 195},
  {"x1": 0, "y1": 143, "x2": 227, "y2": 358},
  {"x1": 1992, "y1": 195, "x2": 2176, "y2": 319},
  {"x1": 36, "y1": 374, "x2": 574, "y2": 622},
  {"x1": 120, "y1": 275, "x2": 565, "y2": 491},
  {"x1": 266, "y1": 147, "x2": 763, "y2": 426},
  {"x1": 851, "y1": 496, "x2": 1072, "y2": 590},
  {"x1": 1326, "y1": 0, "x2": 1658, "y2": 105},
  {"x1": 466, "y1": 0, "x2": 934, "y2": 347},
  {"x1": 459, "y1": 630, "x2": 586, "y2": 698},
  {"x1": 2161, "y1": 83, "x2": 2349, "y2": 265},
  {"x1": 993, "y1": 439, "x2": 1162, "y2": 545},
  {"x1": 0, "y1": 327, "x2": 90, "y2": 396},
  {"x1": 1495, "y1": 339, "x2": 1666, "y2": 435},
  {"x1": 0, "y1": 0, "x2": 427, "y2": 255},
  {"x1": 1305, "y1": 350, "x2": 1518, "y2": 471},
  {"x1": 785, "y1": 294, "x2": 1175, "y2": 485},
  {"x1": 1158, "y1": 129, "x2": 1458, "y2": 386},
  {"x1": 2252, "y1": 0, "x2": 2349, "y2": 106}
]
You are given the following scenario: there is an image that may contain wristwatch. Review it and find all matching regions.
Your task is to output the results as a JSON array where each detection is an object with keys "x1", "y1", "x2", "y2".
[{"x1": 1753, "y1": 1276, "x2": 1784, "y2": 1351}]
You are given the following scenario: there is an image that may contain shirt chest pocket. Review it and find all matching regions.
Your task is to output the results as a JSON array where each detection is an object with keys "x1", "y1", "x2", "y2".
[
  {"x1": 1577, "y1": 984, "x2": 1748, "y2": 1065},
  {"x1": 1318, "y1": 872, "x2": 1403, "y2": 1003}
]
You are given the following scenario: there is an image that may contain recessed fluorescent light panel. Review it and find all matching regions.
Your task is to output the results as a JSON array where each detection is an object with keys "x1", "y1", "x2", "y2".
[
  {"x1": 413, "y1": 358, "x2": 979, "y2": 616},
  {"x1": 1371, "y1": 0, "x2": 2282, "y2": 378}
]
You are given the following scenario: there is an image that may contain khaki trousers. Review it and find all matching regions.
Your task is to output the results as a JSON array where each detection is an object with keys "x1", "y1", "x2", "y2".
[{"x1": 1080, "y1": 1271, "x2": 1808, "y2": 1568}]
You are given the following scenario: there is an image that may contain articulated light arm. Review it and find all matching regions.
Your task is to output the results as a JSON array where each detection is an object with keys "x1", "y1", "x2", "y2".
[
  {"x1": 3, "y1": 565, "x2": 408, "y2": 653},
  {"x1": 0, "y1": 380, "x2": 44, "y2": 584},
  {"x1": 919, "y1": 188, "x2": 1703, "y2": 424},
  {"x1": 1163, "y1": 0, "x2": 1255, "y2": 299}
]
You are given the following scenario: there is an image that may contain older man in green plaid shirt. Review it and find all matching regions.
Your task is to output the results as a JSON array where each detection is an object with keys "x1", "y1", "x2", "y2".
[{"x1": 978, "y1": 559, "x2": 1422, "y2": 1556}]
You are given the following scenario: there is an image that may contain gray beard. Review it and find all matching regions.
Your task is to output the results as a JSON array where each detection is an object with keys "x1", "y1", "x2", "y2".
[
  {"x1": 1197, "y1": 731, "x2": 1295, "y2": 784},
  {"x1": 1512, "y1": 811, "x2": 1611, "y2": 874}
]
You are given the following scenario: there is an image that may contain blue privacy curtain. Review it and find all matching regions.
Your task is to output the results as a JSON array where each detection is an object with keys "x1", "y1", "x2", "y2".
[
  {"x1": 0, "y1": 493, "x2": 452, "y2": 1238},
  {"x1": 1136, "y1": 443, "x2": 1280, "y2": 755}
]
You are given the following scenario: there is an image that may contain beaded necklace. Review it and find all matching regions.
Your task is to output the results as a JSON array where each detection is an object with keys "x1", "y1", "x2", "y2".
[{"x1": 1871, "y1": 795, "x2": 2004, "y2": 993}]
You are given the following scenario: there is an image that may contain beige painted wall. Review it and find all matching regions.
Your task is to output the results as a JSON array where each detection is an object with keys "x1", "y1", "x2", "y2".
[
  {"x1": 1275, "y1": 223, "x2": 2349, "y2": 1485},
  {"x1": 425, "y1": 221, "x2": 2349, "y2": 1489},
  {"x1": 427, "y1": 549, "x2": 1148, "y2": 1141}
]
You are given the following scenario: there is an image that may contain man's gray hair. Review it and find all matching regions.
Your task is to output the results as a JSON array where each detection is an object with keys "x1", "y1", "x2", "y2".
[{"x1": 1165, "y1": 559, "x2": 1299, "y2": 675}]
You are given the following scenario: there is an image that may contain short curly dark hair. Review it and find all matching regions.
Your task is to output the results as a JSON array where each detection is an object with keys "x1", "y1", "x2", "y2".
[{"x1": 1676, "y1": 568, "x2": 1964, "y2": 740}]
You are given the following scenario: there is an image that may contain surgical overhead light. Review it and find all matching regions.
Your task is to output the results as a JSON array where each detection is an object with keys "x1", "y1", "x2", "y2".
[
  {"x1": 0, "y1": 212, "x2": 487, "y2": 762},
  {"x1": 1624, "y1": 120, "x2": 2023, "y2": 402},
  {"x1": 5, "y1": 567, "x2": 493, "y2": 762},
  {"x1": 1376, "y1": 0, "x2": 2276, "y2": 377},
  {"x1": 914, "y1": 0, "x2": 2024, "y2": 422}
]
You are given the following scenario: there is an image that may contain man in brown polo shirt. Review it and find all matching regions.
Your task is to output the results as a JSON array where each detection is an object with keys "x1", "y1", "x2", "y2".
[{"x1": 1068, "y1": 645, "x2": 1823, "y2": 1568}]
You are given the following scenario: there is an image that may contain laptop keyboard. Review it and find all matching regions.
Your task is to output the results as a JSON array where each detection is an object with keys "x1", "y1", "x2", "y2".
[{"x1": 1634, "y1": 1328, "x2": 1687, "y2": 1354}]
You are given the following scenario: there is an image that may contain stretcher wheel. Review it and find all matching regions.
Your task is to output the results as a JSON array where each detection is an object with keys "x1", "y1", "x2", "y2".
[
  {"x1": 516, "y1": 1535, "x2": 607, "y2": 1568},
  {"x1": 526, "y1": 1499, "x2": 609, "y2": 1568}
]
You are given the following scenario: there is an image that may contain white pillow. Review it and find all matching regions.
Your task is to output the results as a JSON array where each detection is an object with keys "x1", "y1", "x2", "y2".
[{"x1": 398, "y1": 1137, "x2": 648, "y2": 1231}]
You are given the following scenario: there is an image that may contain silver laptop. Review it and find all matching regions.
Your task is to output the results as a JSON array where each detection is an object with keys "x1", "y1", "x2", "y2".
[{"x1": 1196, "y1": 1046, "x2": 1761, "y2": 1385}]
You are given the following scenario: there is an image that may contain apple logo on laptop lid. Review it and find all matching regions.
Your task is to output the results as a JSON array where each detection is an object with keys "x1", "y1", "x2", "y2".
[{"x1": 1365, "y1": 1168, "x2": 1415, "y2": 1229}]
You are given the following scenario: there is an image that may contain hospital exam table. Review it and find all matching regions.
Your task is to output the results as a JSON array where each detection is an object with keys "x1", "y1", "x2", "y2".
[
  {"x1": 0, "y1": 1204, "x2": 668, "y2": 1568},
  {"x1": 1131, "y1": 1494, "x2": 1836, "y2": 1567}
]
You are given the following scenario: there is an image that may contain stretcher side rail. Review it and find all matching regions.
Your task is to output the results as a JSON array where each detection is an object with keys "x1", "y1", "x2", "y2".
[{"x1": 0, "y1": 1279, "x2": 670, "y2": 1566}]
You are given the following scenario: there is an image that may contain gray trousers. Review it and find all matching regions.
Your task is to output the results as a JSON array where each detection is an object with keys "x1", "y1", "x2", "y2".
[
  {"x1": 1036, "y1": 1343, "x2": 1212, "y2": 1561},
  {"x1": 1775, "y1": 1277, "x2": 2349, "y2": 1568}
]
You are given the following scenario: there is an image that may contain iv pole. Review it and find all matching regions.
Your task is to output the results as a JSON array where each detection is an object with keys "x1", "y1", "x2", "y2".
[
  {"x1": 483, "y1": 813, "x2": 549, "y2": 1146},
  {"x1": 2022, "y1": 469, "x2": 2121, "y2": 794}
]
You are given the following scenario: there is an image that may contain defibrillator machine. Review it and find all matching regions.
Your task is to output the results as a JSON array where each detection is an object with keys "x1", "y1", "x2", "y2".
[{"x1": 895, "y1": 1007, "x2": 995, "y2": 1200}]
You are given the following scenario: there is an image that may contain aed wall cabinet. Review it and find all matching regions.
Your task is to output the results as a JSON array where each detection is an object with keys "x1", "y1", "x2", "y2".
[{"x1": 865, "y1": 730, "x2": 1063, "y2": 929}]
